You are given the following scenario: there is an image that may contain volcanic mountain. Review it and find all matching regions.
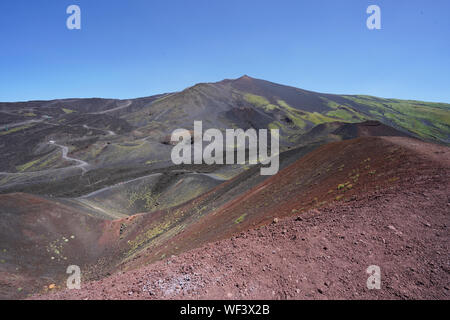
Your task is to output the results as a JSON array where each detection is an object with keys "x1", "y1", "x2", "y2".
[{"x1": 0, "y1": 76, "x2": 449, "y2": 299}]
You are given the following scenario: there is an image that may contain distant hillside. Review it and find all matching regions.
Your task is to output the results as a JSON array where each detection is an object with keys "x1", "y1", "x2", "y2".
[{"x1": 122, "y1": 75, "x2": 450, "y2": 145}]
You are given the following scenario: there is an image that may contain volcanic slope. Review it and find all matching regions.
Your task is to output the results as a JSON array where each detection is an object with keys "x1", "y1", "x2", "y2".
[
  {"x1": 1, "y1": 76, "x2": 449, "y2": 200},
  {"x1": 35, "y1": 136, "x2": 450, "y2": 300}
]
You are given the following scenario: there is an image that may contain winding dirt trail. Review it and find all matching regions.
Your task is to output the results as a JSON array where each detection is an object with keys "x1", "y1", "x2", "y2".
[
  {"x1": 2, "y1": 119, "x2": 43, "y2": 129},
  {"x1": 0, "y1": 142, "x2": 90, "y2": 176},
  {"x1": 191, "y1": 172, "x2": 228, "y2": 181},
  {"x1": 92, "y1": 100, "x2": 132, "y2": 115},
  {"x1": 171, "y1": 169, "x2": 229, "y2": 182},
  {"x1": 76, "y1": 170, "x2": 226, "y2": 200},
  {"x1": 77, "y1": 173, "x2": 163, "y2": 199},
  {"x1": 82, "y1": 124, "x2": 116, "y2": 136},
  {"x1": 51, "y1": 142, "x2": 89, "y2": 174}
]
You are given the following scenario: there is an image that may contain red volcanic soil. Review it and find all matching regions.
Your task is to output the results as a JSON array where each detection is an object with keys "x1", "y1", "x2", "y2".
[
  {"x1": 0, "y1": 193, "x2": 116, "y2": 299},
  {"x1": 333, "y1": 120, "x2": 413, "y2": 139},
  {"x1": 112, "y1": 136, "x2": 448, "y2": 271},
  {"x1": 34, "y1": 137, "x2": 450, "y2": 300}
]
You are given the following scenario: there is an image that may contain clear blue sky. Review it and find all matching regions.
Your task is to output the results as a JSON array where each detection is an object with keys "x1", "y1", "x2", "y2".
[{"x1": 0, "y1": 0, "x2": 449, "y2": 102}]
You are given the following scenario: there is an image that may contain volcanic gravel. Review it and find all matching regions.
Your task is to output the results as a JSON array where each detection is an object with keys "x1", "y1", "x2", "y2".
[{"x1": 35, "y1": 158, "x2": 449, "y2": 300}]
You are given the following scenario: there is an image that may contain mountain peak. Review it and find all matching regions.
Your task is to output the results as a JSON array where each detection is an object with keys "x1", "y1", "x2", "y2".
[
  {"x1": 237, "y1": 74, "x2": 253, "y2": 81},
  {"x1": 217, "y1": 74, "x2": 256, "y2": 85}
]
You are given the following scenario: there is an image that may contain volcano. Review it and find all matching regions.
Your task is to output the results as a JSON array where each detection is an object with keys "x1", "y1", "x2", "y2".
[{"x1": 0, "y1": 76, "x2": 449, "y2": 299}]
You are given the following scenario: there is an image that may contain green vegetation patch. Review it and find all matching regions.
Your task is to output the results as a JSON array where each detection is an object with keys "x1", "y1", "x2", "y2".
[
  {"x1": 127, "y1": 186, "x2": 161, "y2": 211},
  {"x1": 62, "y1": 108, "x2": 75, "y2": 114},
  {"x1": 327, "y1": 107, "x2": 367, "y2": 122},
  {"x1": 276, "y1": 100, "x2": 307, "y2": 129},
  {"x1": 299, "y1": 111, "x2": 337, "y2": 125},
  {"x1": 0, "y1": 124, "x2": 35, "y2": 136},
  {"x1": 342, "y1": 96, "x2": 450, "y2": 143},
  {"x1": 16, "y1": 151, "x2": 61, "y2": 172},
  {"x1": 234, "y1": 213, "x2": 247, "y2": 224},
  {"x1": 244, "y1": 93, "x2": 272, "y2": 108}
]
